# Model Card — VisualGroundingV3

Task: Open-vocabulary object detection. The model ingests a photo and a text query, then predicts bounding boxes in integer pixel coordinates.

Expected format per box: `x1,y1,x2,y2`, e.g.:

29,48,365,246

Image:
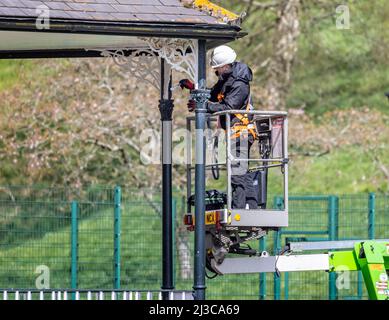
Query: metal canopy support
94,37,206,300
192,39,210,300
159,58,174,299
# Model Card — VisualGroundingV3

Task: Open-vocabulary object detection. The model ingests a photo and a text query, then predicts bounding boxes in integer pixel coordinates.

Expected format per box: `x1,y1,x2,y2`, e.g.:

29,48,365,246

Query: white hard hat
210,45,237,68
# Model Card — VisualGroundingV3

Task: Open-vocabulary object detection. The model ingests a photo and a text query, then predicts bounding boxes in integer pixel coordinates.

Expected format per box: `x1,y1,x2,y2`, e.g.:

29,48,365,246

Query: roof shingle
0,0,225,24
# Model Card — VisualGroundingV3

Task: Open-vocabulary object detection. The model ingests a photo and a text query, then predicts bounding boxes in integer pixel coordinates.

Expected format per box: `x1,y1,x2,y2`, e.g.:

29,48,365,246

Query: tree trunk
265,0,301,110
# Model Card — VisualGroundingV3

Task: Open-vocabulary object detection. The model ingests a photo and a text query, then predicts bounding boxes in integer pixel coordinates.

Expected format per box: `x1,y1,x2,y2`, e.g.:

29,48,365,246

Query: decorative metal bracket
191,88,211,113
93,38,198,95
98,48,161,91
159,99,175,121
142,37,198,85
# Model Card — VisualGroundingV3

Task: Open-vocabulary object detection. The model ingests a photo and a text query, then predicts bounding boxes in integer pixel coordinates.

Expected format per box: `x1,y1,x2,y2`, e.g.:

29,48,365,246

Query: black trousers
230,135,259,209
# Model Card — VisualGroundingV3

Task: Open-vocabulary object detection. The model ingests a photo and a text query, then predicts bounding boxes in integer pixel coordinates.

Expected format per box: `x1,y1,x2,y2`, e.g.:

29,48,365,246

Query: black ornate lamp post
159,58,175,299
192,40,210,300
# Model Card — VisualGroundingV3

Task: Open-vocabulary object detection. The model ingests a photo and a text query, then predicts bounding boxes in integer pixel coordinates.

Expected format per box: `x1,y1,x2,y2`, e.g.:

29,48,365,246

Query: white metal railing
1,289,194,301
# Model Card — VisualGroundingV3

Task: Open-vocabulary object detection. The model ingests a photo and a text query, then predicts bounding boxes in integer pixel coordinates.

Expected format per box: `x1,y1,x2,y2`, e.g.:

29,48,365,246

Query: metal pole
368,192,375,239
362,192,376,299
283,117,289,212
273,229,281,300
335,196,339,239
71,201,78,300
186,117,192,214
226,113,232,210
193,39,209,300
259,237,266,300
159,58,175,298
273,196,283,300
114,186,121,289
328,195,338,300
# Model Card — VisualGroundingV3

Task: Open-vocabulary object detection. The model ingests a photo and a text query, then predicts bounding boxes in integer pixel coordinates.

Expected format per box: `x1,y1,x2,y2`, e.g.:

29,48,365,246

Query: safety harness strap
216,93,256,139
231,94,256,139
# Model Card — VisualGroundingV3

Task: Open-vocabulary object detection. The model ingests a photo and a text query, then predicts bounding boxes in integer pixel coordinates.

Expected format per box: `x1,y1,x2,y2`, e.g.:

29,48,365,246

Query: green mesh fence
376,194,389,239
270,196,331,300
0,186,116,289
0,186,388,300
336,195,370,300
0,187,71,289
121,201,162,289
77,201,116,289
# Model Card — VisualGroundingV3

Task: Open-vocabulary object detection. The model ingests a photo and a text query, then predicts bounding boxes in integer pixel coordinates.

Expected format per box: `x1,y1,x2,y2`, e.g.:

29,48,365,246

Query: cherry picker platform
185,110,288,271
184,109,388,300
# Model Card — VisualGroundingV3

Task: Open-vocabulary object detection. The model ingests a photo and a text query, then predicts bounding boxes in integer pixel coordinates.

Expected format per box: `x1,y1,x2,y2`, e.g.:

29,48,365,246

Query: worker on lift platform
180,45,259,210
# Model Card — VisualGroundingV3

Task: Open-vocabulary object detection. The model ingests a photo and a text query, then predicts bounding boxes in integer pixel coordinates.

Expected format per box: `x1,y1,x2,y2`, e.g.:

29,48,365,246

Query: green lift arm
211,240,389,300
329,241,389,300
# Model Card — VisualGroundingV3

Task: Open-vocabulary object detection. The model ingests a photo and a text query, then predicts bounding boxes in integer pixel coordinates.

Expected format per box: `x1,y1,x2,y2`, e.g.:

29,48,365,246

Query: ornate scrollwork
93,37,198,92
98,48,161,91
142,38,198,84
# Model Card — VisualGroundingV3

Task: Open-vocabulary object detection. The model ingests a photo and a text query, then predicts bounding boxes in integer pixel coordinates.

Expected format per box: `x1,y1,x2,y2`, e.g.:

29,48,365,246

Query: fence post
259,237,266,300
71,201,78,300
368,193,375,239
357,192,376,299
114,186,121,289
273,230,282,300
273,196,283,300
328,195,339,300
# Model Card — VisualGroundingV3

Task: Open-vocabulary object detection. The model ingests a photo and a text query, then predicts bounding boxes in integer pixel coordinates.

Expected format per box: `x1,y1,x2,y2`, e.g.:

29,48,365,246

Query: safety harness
217,93,257,140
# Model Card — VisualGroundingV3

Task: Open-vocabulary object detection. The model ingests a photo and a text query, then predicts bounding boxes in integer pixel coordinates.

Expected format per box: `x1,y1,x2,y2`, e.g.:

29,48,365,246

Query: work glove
187,99,196,112
179,79,195,91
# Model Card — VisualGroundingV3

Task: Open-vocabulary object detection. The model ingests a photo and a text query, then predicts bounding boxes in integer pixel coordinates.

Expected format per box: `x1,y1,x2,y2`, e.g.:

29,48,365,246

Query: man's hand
187,99,196,112
179,79,195,91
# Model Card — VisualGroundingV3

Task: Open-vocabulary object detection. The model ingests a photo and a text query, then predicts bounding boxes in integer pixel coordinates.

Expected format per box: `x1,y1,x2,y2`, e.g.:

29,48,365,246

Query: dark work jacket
207,61,253,129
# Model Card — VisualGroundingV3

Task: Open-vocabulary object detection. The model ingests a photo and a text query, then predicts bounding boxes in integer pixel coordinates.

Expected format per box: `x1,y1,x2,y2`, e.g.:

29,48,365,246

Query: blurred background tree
0,0,388,193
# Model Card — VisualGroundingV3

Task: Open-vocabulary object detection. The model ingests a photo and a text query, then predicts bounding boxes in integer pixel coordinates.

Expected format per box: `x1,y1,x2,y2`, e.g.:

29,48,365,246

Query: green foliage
289,146,389,194
0,60,33,91
218,0,389,115
290,16,389,115
1,1,389,195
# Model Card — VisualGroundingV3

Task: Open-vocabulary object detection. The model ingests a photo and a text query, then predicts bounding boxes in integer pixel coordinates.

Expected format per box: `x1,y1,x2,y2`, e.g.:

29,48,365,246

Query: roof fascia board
0,17,246,40
0,48,127,59
0,17,247,59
